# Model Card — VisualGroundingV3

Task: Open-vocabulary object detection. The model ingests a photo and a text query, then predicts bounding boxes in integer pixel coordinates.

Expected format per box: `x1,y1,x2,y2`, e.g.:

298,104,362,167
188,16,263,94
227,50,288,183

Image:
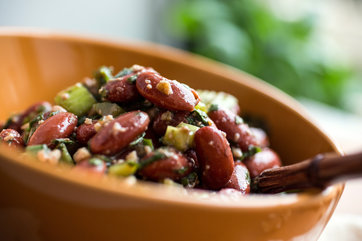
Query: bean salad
0,65,282,194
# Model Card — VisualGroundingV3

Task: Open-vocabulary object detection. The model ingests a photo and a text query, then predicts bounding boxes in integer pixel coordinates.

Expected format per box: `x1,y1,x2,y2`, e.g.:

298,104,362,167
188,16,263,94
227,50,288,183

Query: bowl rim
0,27,344,210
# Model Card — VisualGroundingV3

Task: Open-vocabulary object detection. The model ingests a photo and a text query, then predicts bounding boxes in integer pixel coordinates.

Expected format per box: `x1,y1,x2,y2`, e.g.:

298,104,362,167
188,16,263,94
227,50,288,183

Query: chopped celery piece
197,90,239,112
54,83,96,116
94,66,113,85
58,143,74,165
163,123,199,151
108,162,138,177
89,102,124,117
176,122,200,132
25,144,49,155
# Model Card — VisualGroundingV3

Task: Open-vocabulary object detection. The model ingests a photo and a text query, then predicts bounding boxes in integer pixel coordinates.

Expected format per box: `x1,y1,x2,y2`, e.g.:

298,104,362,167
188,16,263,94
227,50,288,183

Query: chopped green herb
51,138,74,146
127,74,138,84
115,68,132,78
142,138,154,150
209,104,219,112
129,132,146,147
181,172,199,188
174,166,188,175
240,146,262,160
139,152,166,169
186,109,210,127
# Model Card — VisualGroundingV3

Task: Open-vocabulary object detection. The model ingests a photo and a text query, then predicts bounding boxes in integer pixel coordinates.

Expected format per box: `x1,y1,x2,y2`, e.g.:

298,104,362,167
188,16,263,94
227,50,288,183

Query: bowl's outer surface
0,29,343,241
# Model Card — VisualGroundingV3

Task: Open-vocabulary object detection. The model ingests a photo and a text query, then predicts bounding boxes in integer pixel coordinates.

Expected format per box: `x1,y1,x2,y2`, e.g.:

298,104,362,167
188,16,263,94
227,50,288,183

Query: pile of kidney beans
0,65,281,195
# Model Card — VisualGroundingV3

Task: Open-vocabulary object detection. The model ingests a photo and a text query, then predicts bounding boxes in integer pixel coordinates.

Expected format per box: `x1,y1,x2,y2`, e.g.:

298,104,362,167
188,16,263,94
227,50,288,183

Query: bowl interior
0,29,345,241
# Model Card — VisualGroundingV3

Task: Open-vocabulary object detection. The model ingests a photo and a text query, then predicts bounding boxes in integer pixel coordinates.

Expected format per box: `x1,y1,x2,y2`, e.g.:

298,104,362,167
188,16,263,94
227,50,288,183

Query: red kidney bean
224,162,250,194
250,127,269,148
28,112,77,146
89,111,150,155
194,126,234,190
243,148,281,178
101,74,140,102
136,71,200,111
138,148,192,181
208,109,259,151
7,101,52,133
219,188,243,196
0,129,24,148
76,120,97,145
152,110,189,136
73,158,107,175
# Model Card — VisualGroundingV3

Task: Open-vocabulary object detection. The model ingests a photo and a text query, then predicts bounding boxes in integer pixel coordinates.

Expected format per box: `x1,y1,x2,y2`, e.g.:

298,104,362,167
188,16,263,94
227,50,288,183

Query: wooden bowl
0,28,343,241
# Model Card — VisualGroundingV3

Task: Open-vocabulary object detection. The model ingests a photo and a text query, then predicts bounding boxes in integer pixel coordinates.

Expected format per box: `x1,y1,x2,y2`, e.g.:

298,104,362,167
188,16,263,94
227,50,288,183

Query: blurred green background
165,0,359,110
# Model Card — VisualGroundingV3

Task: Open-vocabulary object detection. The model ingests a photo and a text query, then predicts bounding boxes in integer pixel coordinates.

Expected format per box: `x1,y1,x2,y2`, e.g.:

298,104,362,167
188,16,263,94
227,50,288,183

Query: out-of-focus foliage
166,0,355,108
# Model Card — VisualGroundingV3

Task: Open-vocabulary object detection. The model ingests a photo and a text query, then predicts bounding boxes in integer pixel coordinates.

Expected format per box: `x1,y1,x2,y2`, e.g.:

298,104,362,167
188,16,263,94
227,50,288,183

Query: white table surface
300,99,362,241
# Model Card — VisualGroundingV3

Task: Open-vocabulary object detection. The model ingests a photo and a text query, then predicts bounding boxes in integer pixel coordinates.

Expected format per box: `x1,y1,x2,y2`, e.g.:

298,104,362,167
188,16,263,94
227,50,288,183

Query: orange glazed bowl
0,28,343,241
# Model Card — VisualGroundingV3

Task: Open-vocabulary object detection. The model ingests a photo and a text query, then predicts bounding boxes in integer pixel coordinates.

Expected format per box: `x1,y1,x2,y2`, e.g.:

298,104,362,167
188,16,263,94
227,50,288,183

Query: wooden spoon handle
252,151,362,194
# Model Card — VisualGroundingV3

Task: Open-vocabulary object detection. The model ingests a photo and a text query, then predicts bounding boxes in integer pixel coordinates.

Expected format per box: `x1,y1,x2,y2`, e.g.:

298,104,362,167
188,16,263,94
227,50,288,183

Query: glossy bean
101,74,140,102
224,162,250,194
194,126,234,190
7,101,52,132
89,111,150,155
76,120,97,145
136,71,199,111
28,112,77,146
250,127,269,148
138,148,192,181
243,148,281,178
208,109,259,151
0,129,24,148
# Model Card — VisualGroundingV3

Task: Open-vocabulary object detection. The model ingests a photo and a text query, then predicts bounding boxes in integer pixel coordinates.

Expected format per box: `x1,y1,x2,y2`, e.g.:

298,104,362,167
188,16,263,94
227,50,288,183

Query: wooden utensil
252,152,362,193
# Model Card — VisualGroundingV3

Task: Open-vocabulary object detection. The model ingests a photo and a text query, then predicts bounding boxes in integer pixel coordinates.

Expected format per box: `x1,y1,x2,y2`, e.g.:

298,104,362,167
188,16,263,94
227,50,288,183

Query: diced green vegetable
108,162,138,177
25,144,49,155
57,143,74,165
94,66,113,85
54,83,96,116
163,123,199,151
197,90,239,113
89,102,124,117
195,102,208,113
